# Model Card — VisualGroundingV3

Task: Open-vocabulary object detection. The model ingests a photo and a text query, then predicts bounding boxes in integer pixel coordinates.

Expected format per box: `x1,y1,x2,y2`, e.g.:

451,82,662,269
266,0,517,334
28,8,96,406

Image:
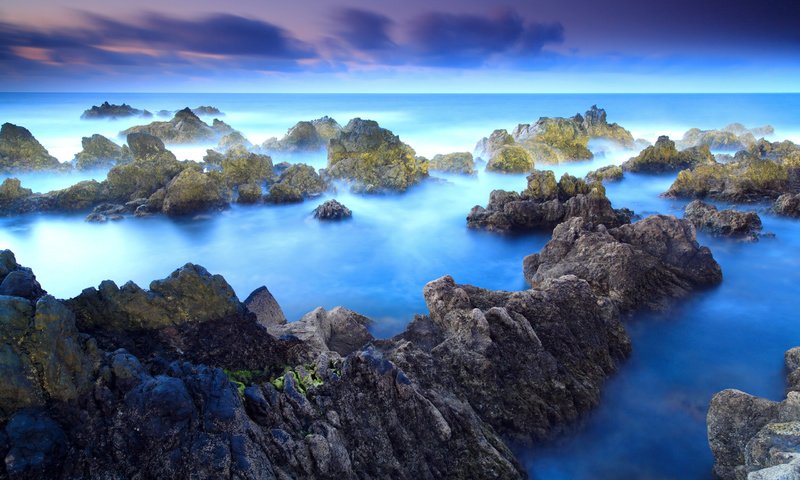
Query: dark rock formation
313,199,352,220
586,165,624,183
81,102,151,119
262,117,341,152
268,307,373,357
708,347,800,479
0,123,61,173
467,171,632,232
428,152,475,175
683,200,762,239
244,286,287,327
327,118,428,192
73,134,132,170
120,108,232,144
622,135,715,173
773,193,800,217
523,215,722,312
264,183,304,204
265,163,327,203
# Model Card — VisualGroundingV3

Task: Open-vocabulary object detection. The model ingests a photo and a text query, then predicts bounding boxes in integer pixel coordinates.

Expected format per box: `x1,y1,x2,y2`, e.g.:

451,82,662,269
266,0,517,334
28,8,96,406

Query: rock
666,158,794,202
0,178,33,210
586,165,624,183
217,132,252,151
523,215,722,312
683,200,762,239
774,193,800,218
514,116,592,164
52,180,105,211
475,129,515,160
327,118,427,192
235,183,262,204
313,199,352,220
264,183,304,204
120,108,233,144
262,117,342,152
243,286,287,327
578,105,635,147
0,270,45,300
191,106,223,116
266,163,327,202
467,171,631,232
73,134,133,170
429,152,475,174
622,135,715,173
486,145,534,173
81,102,150,119
268,306,373,357
311,116,342,141
106,133,187,202
4,410,67,478
215,145,273,187
161,168,229,216
677,124,773,151
0,123,61,173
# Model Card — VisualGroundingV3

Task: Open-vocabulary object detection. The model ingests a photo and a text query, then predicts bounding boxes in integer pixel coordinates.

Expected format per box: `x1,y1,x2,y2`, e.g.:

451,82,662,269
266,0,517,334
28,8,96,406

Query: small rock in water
313,199,352,220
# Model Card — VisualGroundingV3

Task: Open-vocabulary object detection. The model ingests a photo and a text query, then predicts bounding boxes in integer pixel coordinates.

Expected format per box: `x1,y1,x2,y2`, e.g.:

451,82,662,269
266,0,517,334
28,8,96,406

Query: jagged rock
0,178,33,210
622,135,715,173
106,133,187,202
121,108,232,144
467,171,631,232
429,152,475,175
262,117,342,152
578,105,635,147
586,165,624,182
236,183,263,204
265,183,304,204
244,286,287,327
683,200,762,239
666,158,794,202
161,168,229,216
269,307,373,357
217,131,252,151
486,145,534,173
313,200,352,220
0,123,61,173
774,193,800,218
327,118,427,192
311,116,342,141
81,102,150,119
475,129,514,160
214,145,273,187
677,124,773,151
191,106,223,116
265,163,327,203
523,215,722,312
73,134,133,170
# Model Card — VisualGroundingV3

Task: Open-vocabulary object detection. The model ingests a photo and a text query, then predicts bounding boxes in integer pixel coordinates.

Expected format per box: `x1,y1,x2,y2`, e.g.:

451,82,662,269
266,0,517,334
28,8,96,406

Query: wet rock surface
313,199,352,220
0,123,61,173
262,117,342,152
683,200,763,239
121,108,233,144
622,135,715,173
73,134,132,170
428,152,475,174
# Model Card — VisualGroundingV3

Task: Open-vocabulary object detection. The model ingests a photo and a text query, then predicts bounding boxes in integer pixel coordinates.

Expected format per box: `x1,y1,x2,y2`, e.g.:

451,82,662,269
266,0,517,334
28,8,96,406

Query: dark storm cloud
333,8,395,51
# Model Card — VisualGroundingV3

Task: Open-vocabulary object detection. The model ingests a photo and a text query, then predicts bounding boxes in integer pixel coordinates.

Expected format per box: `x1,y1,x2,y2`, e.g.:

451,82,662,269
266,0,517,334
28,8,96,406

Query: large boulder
428,152,475,175
666,158,794,202
73,134,133,170
523,215,723,312
81,102,150,119
216,145,273,187
475,129,514,160
586,165,624,183
622,135,715,173
467,171,632,232
162,168,229,216
677,123,773,151
0,123,61,173
0,178,33,211
262,117,342,152
578,105,635,147
326,118,428,192
268,306,374,357
683,200,762,239
120,108,232,144
105,133,187,202
265,164,327,203
486,145,534,173
243,286,287,327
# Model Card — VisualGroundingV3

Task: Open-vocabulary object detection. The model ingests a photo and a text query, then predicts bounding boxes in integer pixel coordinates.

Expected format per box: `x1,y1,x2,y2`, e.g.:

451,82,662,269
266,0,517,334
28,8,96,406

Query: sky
1,0,799,92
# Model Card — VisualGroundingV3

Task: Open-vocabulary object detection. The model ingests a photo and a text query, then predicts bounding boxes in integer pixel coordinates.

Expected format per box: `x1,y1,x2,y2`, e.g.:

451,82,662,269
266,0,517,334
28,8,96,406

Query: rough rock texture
73,134,133,170
121,108,232,144
773,193,800,218
262,117,342,152
666,157,796,202
311,116,343,141
215,145,273,187
265,164,327,203
0,123,61,173
244,286,287,327
264,182,304,204
161,168,229,216
579,105,635,147
428,152,475,175
269,307,374,357
81,102,150,119
192,106,223,116
313,199,352,220
622,135,715,173
475,129,515,161
0,178,32,211
677,123,774,151
467,171,632,232
486,145,534,173
586,165,624,183
217,131,252,151
523,215,723,312
106,133,187,202
327,118,428,192
708,348,800,479
236,183,263,204
683,200,762,239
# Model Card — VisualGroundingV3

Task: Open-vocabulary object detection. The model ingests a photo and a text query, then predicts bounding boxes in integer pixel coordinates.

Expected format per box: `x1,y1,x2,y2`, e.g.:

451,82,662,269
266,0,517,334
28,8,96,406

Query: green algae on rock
622,135,715,173
428,152,475,175
0,123,62,173
120,108,234,144
73,134,133,170
486,144,534,173
161,168,230,216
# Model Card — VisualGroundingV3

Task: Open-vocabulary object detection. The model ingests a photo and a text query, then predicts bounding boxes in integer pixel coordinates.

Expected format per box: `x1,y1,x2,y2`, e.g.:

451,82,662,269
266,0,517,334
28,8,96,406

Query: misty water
2,93,800,478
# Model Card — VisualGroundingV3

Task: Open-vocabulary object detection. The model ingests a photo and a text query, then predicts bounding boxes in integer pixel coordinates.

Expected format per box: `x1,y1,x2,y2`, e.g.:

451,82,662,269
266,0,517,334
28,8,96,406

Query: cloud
332,8,395,51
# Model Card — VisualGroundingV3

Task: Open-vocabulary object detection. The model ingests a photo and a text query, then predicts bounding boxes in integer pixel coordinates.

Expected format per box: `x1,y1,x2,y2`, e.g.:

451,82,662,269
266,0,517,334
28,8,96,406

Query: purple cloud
333,8,395,51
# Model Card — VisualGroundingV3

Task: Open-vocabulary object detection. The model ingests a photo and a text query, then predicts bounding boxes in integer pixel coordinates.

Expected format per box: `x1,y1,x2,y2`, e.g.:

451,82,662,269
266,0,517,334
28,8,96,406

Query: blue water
2,93,800,478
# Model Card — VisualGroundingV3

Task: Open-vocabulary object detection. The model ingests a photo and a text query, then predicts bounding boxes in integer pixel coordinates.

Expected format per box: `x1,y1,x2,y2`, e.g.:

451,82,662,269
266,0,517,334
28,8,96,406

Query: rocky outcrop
523,215,722,312
486,145,534,173
708,347,800,479
262,117,342,152
578,105,635,147
161,168,230,216
0,123,61,173
235,183,263,204
586,165,624,183
666,157,796,202
467,171,632,232
677,123,774,151
191,106,223,116
265,163,327,203
105,133,188,202
120,108,233,144
313,199,352,220
622,135,715,173
475,129,515,161
244,286,287,327
428,152,475,174
217,131,252,151
269,307,373,357
208,145,274,187
683,200,762,239
326,118,428,193
774,193,800,217
73,134,132,170
81,102,151,119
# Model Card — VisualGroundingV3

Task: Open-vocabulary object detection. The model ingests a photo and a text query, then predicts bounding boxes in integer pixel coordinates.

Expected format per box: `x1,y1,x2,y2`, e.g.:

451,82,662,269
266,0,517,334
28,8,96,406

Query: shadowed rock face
81,101,151,119
523,215,722,312
0,123,61,173
683,200,762,239
73,134,133,170
708,347,800,479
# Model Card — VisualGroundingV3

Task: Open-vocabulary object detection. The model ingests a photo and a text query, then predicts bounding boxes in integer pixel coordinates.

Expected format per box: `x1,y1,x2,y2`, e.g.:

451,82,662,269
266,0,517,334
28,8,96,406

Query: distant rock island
81,102,152,120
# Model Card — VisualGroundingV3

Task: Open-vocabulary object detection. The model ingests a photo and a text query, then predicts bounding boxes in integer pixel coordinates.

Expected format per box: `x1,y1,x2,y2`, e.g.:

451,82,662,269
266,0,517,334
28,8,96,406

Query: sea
2,92,800,479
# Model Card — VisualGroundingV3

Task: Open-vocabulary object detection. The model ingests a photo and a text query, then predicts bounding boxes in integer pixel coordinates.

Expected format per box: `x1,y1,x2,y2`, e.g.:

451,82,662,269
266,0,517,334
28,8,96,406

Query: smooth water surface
1,93,799,478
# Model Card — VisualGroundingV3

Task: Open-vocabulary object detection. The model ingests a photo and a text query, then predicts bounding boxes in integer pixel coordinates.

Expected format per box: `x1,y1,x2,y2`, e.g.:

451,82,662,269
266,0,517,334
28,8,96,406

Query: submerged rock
428,152,475,175
0,123,61,173
327,118,428,192
81,101,151,119
313,199,352,220
120,108,232,144
708,348,800,479
622,135,715,173
683,200,762,239
523,215,722,312
467,171,632,232
73,134,132,170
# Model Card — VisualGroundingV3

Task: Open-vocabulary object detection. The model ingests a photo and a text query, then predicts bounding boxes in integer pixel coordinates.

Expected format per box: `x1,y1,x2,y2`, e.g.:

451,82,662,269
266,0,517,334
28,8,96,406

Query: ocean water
2,93,800,478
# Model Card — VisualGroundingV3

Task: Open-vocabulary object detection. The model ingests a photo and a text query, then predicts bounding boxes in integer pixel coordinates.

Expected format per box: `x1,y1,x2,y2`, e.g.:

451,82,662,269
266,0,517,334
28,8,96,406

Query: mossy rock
486,145,534,173
236,183,263,204
265,183,304,204
578,105,635,147
52,180,106,211
106,134,187,201
0,178,32,206
557,173,592,200
429,152,475,175
586,165,624,183
475,129,515,160
217,132,252,151
0,123,61,173
523,170,558,200
162,169,230,216
120,108,229,144
74,134,132,170
623,136,715,173
516,117,592,162
311,116,342,141
275,164,326,196
219,146,273,187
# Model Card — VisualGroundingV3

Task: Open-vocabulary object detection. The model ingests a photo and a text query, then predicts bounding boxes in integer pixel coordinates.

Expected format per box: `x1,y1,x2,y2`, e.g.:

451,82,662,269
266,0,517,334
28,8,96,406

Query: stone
0,123,61,173
268,306,374,357
684,200,763,239
586,165,624,183
161,168,230,216
121,108,233,144
243,286,287,327
73,134,133,170
428,152,475,174
81,102,150,119
486,145,534,173
622,135,715,173
313,199,352,220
